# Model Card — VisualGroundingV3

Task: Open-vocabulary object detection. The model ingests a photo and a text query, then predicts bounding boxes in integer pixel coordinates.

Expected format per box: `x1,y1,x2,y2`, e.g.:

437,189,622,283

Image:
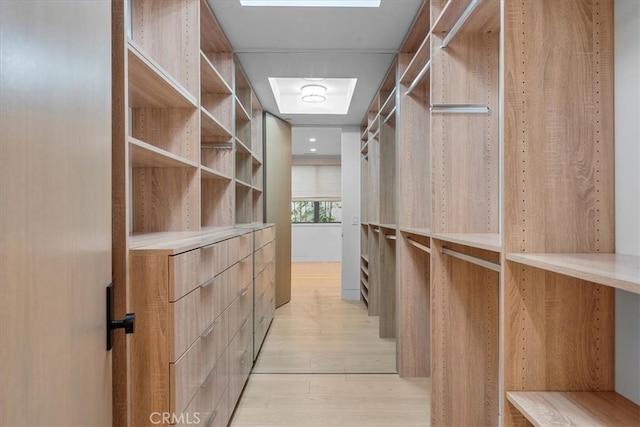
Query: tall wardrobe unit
112,1,276,426
360,0,640,426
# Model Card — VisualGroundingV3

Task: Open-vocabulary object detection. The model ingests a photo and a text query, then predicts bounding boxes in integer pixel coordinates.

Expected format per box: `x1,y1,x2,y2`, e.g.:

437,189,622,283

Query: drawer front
170,338,202,415
237,254,253,294
171,287,200,361
255,226,275,250
169,249,200,301
200,309,229,379
199,243,217,286
238,232,253,260
214,387,229,427
199,264,236,336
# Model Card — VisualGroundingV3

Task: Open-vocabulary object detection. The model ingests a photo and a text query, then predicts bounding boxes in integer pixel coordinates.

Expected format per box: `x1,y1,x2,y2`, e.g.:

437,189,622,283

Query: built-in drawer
200,309,229,378
171,287,200,361
255,242,275,276
169,249,200,301
237,254,253,294
238,232,252,260
255,226,275,250
215,387,229,427
170,338,202,416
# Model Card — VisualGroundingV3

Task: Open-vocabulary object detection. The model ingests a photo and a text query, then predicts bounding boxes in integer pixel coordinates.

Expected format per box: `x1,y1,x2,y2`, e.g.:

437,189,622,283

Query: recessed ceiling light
304,77,325,81
301,85,327,103
240,0,381,7
310,148,317,152
309,138,317,142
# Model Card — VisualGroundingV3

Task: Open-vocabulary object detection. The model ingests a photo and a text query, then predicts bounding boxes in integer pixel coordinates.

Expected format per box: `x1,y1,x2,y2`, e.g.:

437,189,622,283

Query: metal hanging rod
441,247,500,272
382,106,397,125
202,143,233,150
430,104,490,114
441,0,482,49
407,237,431,254
385,234,397,241
370,129,380,140
406,59,431,96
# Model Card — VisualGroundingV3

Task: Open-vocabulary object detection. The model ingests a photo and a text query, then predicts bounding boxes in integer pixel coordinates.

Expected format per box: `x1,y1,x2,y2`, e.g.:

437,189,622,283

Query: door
264,113,293,307
0,1,113,425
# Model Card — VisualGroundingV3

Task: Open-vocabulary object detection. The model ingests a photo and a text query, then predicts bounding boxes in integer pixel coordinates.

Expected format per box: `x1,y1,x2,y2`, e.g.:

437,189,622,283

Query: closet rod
370,129,380,140
202,144,233,150
407,237,431,254
440,0,482,49
441,247,500,272
406,59,431,95
385,234,397,241
380,87,397,113
430,104,489,114
382,106,397,125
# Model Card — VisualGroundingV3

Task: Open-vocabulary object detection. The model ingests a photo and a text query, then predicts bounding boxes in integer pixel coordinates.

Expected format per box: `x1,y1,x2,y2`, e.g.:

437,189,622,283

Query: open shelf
361,265,369,276
431,0,498,38
235,179,251,189
235,137,251,155
431,232,501,252
129,137,198,169
379,223,397,231
201,165,232,181
235,97,251,123
506,253,640,294
200,51,232,95
201,107,232,139
400,227,432,237
361,277,369,290
506,391,640,427
400,33,431,85
361,254,369,263
127,41,197,109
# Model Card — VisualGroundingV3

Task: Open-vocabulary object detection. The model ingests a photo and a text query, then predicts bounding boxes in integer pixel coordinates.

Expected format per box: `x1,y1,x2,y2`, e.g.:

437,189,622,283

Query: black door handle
106,283,135,350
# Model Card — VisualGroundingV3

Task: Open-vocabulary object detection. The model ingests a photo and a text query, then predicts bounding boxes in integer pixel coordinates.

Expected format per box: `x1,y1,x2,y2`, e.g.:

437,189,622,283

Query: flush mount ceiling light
240,0,381,7
309,138,317,142
310,148,317,152
268,77,357,115
301,85,327,103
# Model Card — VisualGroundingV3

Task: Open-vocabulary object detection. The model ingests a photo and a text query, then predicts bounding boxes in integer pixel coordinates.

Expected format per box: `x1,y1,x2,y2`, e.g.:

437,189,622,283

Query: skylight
240,0,381,7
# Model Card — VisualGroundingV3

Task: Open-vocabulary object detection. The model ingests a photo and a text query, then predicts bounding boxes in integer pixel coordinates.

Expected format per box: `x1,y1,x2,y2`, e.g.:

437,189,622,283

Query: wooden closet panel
132,108,199,163
503,0,614,254
132,167,200,233
431,32,499,234
431,241,499,427
131,0,200,97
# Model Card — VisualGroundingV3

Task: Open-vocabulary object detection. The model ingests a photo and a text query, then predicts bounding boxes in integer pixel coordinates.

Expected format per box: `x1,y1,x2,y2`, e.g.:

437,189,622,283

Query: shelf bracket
441,247,500,272
385,234,397,241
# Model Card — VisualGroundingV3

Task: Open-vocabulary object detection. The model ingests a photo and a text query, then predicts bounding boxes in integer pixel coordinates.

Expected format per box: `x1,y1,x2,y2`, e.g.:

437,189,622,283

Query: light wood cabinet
253,226,277,360
360,0,639,425
112,1,273,425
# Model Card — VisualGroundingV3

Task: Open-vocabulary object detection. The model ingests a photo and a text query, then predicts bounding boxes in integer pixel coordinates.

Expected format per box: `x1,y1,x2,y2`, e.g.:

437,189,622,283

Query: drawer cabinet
253,225,276,360
130,229,257,427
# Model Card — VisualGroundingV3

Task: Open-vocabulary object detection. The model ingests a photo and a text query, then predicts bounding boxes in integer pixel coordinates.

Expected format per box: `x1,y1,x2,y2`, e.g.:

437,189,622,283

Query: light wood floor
230,262,430,426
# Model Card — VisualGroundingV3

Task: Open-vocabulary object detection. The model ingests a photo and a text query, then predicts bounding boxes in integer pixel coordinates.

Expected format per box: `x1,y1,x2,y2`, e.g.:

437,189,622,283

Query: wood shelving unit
506,391,640,427
359,1,638,425
113,1,271,425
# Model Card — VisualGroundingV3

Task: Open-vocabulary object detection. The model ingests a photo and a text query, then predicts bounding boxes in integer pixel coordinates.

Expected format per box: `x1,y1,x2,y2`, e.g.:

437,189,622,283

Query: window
291,201,342,223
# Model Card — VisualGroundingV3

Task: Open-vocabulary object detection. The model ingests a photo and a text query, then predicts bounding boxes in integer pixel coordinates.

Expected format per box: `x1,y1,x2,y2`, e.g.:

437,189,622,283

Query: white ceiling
207,0,423,127
291,127,343,157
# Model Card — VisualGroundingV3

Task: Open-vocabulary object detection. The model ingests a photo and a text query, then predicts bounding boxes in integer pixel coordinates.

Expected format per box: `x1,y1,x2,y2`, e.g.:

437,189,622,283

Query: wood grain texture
130,255,170,427
431,31,499,234
503,0,615,255
171,287,201,361
201,51,232,95
169,249,201,301
132,167,200,234
0,1,113,424
379,231,397,338
400,0,430,53
170,338,202,415
112,1,130,424
506,253,640,294
431,240,499,427
128,42,197,109
130,136,199,168
132,0,199,98
201,105,233,140
200,0,231,53
379,108,397,225
398,60,430,230
506,391,639,427
431,0,472,33
397,233,430,377
265,114,292,307
133,107,200,162
202,145,233,176
201,179,234,231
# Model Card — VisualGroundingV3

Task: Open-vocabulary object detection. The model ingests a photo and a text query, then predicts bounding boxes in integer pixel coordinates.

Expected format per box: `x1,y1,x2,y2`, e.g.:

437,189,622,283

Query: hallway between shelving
230,262,430,426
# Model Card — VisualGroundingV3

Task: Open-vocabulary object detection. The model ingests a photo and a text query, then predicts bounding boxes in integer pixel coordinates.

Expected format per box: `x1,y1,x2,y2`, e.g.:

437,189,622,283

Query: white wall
341,128,361,300
292,224,342,262
615,0,640,405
